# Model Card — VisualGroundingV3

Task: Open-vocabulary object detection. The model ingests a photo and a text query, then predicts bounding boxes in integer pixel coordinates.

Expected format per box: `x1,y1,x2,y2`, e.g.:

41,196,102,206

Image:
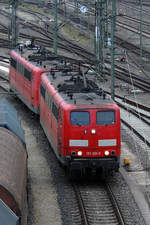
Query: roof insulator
69,93,73,100
103,92,106,99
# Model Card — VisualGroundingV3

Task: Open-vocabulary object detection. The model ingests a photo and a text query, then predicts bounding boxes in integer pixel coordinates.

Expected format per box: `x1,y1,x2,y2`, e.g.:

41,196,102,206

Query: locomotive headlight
77,151,82,156
91,129,96,134
104,150,109,156
111,150,116,156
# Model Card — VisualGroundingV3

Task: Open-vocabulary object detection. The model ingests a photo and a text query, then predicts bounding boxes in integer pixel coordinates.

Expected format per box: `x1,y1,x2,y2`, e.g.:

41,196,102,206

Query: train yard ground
0,1,150,225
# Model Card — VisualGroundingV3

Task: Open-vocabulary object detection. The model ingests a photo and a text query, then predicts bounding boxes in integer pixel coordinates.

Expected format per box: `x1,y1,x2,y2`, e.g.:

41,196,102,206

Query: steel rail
106,182,125,225
121,119,150,148
117,101,150,125
72,182,89,225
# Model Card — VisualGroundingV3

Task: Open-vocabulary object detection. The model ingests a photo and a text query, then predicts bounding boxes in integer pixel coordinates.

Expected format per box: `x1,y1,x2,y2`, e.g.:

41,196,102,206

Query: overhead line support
9,0,18,48
53,0,58,54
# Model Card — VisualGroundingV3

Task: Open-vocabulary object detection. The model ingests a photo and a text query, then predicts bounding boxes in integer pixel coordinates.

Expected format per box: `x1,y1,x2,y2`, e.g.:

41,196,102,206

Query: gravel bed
109,172,146,225
121,124,150,172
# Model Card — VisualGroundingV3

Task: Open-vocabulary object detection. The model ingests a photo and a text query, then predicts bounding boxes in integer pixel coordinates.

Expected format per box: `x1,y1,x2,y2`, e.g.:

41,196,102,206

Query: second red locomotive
9,43,121,177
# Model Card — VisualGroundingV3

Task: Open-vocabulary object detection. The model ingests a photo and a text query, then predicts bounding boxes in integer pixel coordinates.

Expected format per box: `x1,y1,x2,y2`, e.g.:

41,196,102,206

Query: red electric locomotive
9,43,58,113
9,43,121,177
39,66,121,177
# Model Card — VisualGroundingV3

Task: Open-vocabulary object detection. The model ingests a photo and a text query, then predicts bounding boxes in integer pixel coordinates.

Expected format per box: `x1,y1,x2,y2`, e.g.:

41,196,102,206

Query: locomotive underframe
70,156,119,169
64,155,120,177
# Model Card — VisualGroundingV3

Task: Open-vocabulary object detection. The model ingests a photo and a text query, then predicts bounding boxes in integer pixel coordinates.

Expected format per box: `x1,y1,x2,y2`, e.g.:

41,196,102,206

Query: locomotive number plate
86,152,101,156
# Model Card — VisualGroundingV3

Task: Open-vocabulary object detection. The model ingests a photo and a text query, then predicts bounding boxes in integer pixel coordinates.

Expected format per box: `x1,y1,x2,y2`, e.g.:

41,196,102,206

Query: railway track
105,65,150,93
1,4,150,65
73,181,125,225
0,55,9,64
0,8,97,63
104,86,150,150
117,99,150,145
119,1,150,12
0,59,9,93
0,75,9,93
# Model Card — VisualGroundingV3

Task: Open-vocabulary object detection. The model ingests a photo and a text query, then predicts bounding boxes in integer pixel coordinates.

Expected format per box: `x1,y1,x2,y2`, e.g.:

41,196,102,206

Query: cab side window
40,84,46,99
52,102,59,121
24,68,32,81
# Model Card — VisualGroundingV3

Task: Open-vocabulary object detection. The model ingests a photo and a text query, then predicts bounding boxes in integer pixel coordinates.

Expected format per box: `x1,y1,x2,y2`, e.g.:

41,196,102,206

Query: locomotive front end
63,104,121,177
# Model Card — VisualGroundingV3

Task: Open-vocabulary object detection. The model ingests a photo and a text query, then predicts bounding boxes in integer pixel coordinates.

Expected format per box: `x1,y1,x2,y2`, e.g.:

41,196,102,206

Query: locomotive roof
12,43,115,106
44,70,114,106
12,42,79,69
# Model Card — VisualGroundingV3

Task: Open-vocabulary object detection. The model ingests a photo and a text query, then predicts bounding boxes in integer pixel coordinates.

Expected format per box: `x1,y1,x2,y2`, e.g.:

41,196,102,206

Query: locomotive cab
61,104,121,177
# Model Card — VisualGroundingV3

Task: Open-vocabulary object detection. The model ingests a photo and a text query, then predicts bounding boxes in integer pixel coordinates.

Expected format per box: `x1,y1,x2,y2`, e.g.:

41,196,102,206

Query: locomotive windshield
70,110,115,125
71,111,90,125
96,111,115,125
